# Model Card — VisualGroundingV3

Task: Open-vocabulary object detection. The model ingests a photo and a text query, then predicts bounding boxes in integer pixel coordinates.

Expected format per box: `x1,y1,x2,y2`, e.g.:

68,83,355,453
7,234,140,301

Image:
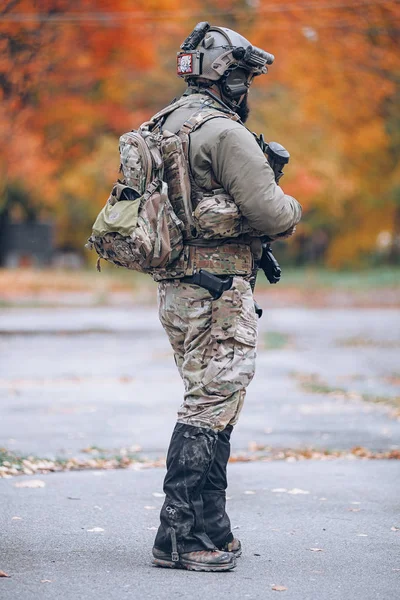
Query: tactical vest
152,101,254,281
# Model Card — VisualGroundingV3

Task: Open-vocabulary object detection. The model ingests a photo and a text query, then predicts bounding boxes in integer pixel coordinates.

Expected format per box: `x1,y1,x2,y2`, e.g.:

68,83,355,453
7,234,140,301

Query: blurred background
0,0,399,300
1,7,400,591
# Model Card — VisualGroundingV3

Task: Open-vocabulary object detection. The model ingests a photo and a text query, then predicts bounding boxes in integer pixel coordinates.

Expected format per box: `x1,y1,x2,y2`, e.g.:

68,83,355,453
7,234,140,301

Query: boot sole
152,557,236,572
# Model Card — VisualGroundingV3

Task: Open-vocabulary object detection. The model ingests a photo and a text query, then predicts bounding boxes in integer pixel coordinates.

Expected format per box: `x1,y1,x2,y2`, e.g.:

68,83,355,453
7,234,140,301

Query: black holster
181,269,233,300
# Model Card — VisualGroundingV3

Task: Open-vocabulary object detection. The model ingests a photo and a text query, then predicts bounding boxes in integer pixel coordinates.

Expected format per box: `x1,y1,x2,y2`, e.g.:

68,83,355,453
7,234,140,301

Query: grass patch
256,267,400,290
0,447,159,478
2,445,399,479
301,381,347,396
0,267,157,306
264,331,291,350
337,336,400,349
292,373,400,418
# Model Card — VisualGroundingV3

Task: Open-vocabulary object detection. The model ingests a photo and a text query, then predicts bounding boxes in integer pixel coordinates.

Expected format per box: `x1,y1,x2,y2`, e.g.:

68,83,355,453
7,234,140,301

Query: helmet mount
177,22,274,84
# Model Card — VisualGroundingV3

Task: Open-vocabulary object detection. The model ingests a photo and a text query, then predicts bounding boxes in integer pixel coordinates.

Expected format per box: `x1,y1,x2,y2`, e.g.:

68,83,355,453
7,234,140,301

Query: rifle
251,137,290,318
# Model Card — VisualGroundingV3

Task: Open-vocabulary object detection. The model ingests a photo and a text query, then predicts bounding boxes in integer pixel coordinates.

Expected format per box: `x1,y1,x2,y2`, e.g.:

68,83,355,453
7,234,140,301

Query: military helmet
177,22,274,84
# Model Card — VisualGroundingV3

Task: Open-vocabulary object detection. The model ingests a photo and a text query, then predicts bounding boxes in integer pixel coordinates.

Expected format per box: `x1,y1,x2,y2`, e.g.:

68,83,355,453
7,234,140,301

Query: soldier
152,23,302,572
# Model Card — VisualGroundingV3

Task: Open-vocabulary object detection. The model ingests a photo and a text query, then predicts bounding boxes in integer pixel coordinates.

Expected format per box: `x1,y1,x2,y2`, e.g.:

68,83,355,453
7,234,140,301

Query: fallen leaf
248,441,260,452
272,585,287,592
0,571,10,577
288,488,310,495
391,527,400,532
14,479,45,489
128,444,142,452
12,516,22,520
87,527,104,533
309,548,324,552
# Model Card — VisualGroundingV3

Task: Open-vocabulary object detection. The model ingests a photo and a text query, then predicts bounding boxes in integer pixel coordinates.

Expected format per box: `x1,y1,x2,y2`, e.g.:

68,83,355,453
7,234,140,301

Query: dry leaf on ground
14,479,45,489
0,571,10,577
272,585,287,591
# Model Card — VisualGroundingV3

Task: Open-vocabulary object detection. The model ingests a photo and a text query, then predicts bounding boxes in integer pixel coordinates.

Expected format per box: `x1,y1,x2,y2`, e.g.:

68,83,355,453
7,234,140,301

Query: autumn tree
1,0,399,266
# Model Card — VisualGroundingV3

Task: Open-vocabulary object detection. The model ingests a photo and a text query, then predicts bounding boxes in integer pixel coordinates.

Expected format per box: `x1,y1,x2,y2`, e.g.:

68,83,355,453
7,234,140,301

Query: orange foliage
1,0,400,264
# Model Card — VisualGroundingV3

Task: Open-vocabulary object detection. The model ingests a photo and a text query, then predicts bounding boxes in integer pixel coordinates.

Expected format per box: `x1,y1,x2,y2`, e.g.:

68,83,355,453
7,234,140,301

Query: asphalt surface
1,303,400,599
0,306,399,458
1,461,399,600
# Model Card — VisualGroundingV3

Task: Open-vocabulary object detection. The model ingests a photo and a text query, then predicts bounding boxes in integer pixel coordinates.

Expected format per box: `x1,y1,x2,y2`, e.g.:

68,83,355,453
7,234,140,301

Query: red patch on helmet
177,53,193,75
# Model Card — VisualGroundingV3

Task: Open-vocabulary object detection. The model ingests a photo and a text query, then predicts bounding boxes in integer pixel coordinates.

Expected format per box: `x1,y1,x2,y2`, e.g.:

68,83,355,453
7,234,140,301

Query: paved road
0,304,399,599
1,461,399,600
0,306,399,458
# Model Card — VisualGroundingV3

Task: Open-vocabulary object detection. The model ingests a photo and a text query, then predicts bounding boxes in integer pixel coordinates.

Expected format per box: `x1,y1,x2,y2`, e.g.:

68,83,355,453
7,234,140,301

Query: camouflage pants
157,276,258,432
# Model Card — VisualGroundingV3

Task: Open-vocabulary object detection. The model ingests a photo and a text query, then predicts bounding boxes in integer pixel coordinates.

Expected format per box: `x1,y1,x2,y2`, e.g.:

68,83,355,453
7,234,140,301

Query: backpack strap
180,107,240,136
143,98,193,130
177,107,241,214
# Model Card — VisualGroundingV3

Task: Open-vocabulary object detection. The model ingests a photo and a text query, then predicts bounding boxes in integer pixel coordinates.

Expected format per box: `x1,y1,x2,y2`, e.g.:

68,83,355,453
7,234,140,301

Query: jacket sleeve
199,121,302,236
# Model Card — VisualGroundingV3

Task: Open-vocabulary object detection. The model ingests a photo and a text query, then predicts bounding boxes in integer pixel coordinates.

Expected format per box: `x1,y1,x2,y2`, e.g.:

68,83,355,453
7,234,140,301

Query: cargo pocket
202,278,257,396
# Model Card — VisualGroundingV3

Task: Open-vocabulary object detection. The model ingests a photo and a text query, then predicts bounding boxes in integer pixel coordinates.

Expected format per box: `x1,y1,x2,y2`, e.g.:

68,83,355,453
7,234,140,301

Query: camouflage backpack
87,99,241,277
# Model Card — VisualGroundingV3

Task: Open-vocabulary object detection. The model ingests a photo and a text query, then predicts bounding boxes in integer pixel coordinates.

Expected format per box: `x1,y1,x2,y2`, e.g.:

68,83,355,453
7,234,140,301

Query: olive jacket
162,93,302,237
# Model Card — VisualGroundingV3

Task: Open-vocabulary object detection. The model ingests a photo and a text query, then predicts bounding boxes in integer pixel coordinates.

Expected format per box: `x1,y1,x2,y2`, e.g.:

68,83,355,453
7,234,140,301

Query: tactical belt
179,238,253,299
183,242,253,278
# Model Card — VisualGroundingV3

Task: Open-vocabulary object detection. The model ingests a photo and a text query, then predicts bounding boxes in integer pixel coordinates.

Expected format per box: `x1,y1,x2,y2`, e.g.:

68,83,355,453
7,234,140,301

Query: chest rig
152,98,254,281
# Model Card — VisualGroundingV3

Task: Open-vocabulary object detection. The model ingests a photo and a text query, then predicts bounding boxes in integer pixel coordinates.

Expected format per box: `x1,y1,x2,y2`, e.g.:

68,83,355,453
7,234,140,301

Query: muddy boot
153,423,236,572
202,425,242,556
